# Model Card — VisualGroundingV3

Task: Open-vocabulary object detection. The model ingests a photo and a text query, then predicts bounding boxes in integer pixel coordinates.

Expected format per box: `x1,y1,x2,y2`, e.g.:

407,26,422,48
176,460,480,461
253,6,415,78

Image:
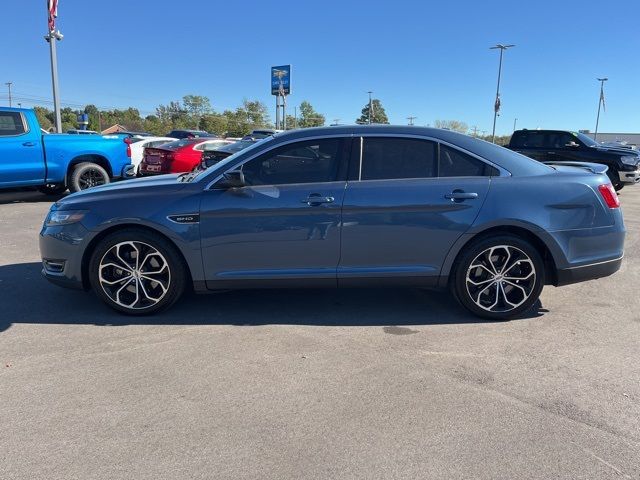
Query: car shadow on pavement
0,189,66,205
0,262,545,333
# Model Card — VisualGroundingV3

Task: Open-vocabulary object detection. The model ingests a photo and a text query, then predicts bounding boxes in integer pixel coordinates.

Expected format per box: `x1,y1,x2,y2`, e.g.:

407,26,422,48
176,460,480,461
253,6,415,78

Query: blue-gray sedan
40,126,625,319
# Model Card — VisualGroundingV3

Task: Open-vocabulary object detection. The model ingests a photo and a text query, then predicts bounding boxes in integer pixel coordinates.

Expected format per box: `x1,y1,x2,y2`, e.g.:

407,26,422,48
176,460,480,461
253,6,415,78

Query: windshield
575,132,599,147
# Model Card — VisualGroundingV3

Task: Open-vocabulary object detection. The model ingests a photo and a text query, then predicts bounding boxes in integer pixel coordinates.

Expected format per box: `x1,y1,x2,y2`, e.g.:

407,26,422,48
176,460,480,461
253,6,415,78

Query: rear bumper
556,256,623,286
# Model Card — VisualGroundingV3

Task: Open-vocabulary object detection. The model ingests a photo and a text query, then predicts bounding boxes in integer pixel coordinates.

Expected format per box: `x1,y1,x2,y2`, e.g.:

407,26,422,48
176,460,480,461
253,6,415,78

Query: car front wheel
88,229,187,315
451,235,545,320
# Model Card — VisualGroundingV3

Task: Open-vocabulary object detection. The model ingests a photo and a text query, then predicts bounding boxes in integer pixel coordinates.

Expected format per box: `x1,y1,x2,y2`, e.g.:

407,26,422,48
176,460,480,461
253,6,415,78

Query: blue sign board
271,65,291,96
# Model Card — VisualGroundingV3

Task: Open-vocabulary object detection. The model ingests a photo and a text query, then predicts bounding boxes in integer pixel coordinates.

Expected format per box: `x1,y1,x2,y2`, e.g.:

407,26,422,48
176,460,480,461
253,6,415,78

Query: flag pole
45,1,63,133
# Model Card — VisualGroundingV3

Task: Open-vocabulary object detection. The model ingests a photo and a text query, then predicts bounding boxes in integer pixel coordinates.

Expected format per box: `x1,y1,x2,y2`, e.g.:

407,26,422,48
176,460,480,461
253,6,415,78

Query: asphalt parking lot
0,187,638,480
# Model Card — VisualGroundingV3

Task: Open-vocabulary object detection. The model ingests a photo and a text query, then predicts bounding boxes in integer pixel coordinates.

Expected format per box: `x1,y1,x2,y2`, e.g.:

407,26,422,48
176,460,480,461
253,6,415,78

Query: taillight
124,137,132,158
598,184,620,208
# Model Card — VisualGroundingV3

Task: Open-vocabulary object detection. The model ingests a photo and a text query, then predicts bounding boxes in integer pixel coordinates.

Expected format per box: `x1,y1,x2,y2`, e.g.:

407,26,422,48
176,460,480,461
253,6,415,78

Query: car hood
592,145,640,157
56,175,186,208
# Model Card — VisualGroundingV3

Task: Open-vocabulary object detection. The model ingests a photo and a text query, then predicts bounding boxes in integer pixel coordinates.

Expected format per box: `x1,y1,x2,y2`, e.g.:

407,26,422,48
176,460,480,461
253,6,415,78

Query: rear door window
0,112,26,136
360,137,437,180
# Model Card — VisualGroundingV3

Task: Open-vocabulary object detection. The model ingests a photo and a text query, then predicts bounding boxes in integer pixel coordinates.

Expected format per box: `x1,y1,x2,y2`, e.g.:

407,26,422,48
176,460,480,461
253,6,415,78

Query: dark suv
165,129,215,139
508,129,640,190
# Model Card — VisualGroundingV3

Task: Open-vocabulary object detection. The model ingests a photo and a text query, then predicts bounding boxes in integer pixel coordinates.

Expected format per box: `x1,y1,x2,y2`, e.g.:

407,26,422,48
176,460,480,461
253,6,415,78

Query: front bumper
39,223,91,290
619,168,640,184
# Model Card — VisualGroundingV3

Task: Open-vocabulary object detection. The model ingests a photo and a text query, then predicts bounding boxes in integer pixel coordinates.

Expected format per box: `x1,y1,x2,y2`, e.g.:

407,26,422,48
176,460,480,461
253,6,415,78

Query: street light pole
407,116,416,126
594,77,608,142
367,91,373,124
513,117,517,132
490,44,515,143
4,82,13,107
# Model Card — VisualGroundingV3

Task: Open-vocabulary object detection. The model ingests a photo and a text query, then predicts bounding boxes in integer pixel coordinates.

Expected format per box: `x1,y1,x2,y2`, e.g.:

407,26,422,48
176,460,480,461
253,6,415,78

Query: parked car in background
199,138,260,169
165,129,214,139
67,129,99,135
0,107,134,193
508,129,640,190
128,137,175,171
106,131,153,140
139,138,233,175
242,128,282,140
41,125,624,319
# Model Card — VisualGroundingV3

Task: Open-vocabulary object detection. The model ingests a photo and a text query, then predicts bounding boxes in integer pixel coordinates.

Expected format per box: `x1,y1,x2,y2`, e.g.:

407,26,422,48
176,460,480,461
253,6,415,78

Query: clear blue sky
2,0,639,134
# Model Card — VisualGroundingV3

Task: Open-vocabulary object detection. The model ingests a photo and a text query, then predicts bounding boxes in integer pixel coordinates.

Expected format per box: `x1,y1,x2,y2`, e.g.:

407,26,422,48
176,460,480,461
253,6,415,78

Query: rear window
159,139,199,149
0,112,26,136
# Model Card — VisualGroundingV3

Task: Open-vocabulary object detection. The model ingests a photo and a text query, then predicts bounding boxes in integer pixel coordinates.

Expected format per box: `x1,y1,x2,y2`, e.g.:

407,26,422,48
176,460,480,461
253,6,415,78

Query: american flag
47,0,58,32
600,84,606,112
494,93,501,114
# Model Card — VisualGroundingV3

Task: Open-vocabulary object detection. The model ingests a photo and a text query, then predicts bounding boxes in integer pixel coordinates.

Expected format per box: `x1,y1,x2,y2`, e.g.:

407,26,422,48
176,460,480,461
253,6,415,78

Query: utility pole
332,118,340,126
471,125,479,137
4,82,12,107
513,117,518,132
594,77,608,142
407,116,416,126
490,44,515,143
367,91,373,124
294,105,298,129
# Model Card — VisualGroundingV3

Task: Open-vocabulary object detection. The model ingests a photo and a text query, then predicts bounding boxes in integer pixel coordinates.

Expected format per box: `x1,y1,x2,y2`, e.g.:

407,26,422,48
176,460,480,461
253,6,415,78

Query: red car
139,138,233,175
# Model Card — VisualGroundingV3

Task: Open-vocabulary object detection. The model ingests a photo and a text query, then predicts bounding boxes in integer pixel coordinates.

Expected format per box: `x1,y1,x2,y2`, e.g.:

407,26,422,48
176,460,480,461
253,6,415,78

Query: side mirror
565,141,580,148
218,170,246,188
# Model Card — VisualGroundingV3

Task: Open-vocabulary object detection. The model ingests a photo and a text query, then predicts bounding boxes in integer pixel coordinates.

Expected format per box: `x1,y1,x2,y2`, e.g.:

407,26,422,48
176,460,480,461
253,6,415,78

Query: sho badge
167,214,200,224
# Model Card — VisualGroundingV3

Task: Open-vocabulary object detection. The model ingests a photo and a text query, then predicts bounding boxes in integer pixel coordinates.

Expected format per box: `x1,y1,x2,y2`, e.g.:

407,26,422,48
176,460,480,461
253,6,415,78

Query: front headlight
620,155,640,167
45,210,87,227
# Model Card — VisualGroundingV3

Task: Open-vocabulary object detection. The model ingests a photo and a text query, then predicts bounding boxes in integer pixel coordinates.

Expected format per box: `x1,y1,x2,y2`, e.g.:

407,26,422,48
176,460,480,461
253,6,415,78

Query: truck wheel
607,171,624,191
38,183,67,195
451,235,545,320
69,162,109,192
88,229,187,315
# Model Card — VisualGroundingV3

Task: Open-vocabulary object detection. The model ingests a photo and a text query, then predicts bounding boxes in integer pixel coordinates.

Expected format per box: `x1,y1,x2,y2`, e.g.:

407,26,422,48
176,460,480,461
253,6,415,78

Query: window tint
439,145,497,177
242,139,342,186
546,132,576,148
361,137,436,180
0,112,26,136
510,131,544,148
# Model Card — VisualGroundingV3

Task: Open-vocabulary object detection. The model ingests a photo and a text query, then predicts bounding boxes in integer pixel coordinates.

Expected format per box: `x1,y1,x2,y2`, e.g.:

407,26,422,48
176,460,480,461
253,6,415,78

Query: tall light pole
4,82,12,107
407,116,416,126
513,117,518,132
594,77,608,142
490,44,515,143
367,91,373,124
45,30,63,132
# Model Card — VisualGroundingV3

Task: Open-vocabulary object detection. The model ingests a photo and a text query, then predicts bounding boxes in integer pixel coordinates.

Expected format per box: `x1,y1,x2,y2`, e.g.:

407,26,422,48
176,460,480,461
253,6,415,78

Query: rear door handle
302,194,335,206
445,191,478,201
547,151,556,155
22,142,36,147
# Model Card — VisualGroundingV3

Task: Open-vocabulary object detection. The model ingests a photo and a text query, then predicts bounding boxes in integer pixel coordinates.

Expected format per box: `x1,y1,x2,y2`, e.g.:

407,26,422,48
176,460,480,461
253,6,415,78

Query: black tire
38,183,67,195
450,234,545,320
69,162,110,192
88,228,187,315
607,171,624,192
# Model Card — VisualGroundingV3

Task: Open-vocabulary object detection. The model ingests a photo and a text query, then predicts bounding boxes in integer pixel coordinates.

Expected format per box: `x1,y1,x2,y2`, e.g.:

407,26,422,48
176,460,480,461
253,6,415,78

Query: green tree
33,106,53,131
297,100,325,128
356,99,389,124
434,119,468,134
199,113,228,136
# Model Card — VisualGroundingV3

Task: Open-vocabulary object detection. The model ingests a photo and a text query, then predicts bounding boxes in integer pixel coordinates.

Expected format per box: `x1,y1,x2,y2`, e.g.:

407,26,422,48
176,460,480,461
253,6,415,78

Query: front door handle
547,151,556,155
445,190,478,202
302,194,335,206
22,142,36,147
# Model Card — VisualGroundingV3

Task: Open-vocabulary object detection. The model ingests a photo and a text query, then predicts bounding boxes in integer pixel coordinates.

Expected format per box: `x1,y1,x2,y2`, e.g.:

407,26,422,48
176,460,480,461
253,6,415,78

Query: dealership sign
271,65,291,96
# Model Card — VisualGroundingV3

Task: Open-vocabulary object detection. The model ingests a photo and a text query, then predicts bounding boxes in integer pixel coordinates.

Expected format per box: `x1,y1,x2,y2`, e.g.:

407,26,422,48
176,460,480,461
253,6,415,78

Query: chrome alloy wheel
465,245,536,313
98,241,171,310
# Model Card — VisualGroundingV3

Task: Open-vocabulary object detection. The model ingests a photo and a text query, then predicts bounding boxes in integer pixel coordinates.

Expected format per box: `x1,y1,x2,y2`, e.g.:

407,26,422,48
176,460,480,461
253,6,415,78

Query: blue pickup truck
0,107,134,194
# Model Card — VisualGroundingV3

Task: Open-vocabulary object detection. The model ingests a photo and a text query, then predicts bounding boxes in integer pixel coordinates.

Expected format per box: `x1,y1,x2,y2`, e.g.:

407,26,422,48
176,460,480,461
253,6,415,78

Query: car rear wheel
451,235,545,320
88,229,187,315
69,162,110,192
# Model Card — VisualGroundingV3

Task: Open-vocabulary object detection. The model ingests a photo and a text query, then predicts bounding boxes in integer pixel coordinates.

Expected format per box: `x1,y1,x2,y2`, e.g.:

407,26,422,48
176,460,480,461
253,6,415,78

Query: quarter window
361,137,437,180
439,145,498,177
0,112,26,136
241,138,343,186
